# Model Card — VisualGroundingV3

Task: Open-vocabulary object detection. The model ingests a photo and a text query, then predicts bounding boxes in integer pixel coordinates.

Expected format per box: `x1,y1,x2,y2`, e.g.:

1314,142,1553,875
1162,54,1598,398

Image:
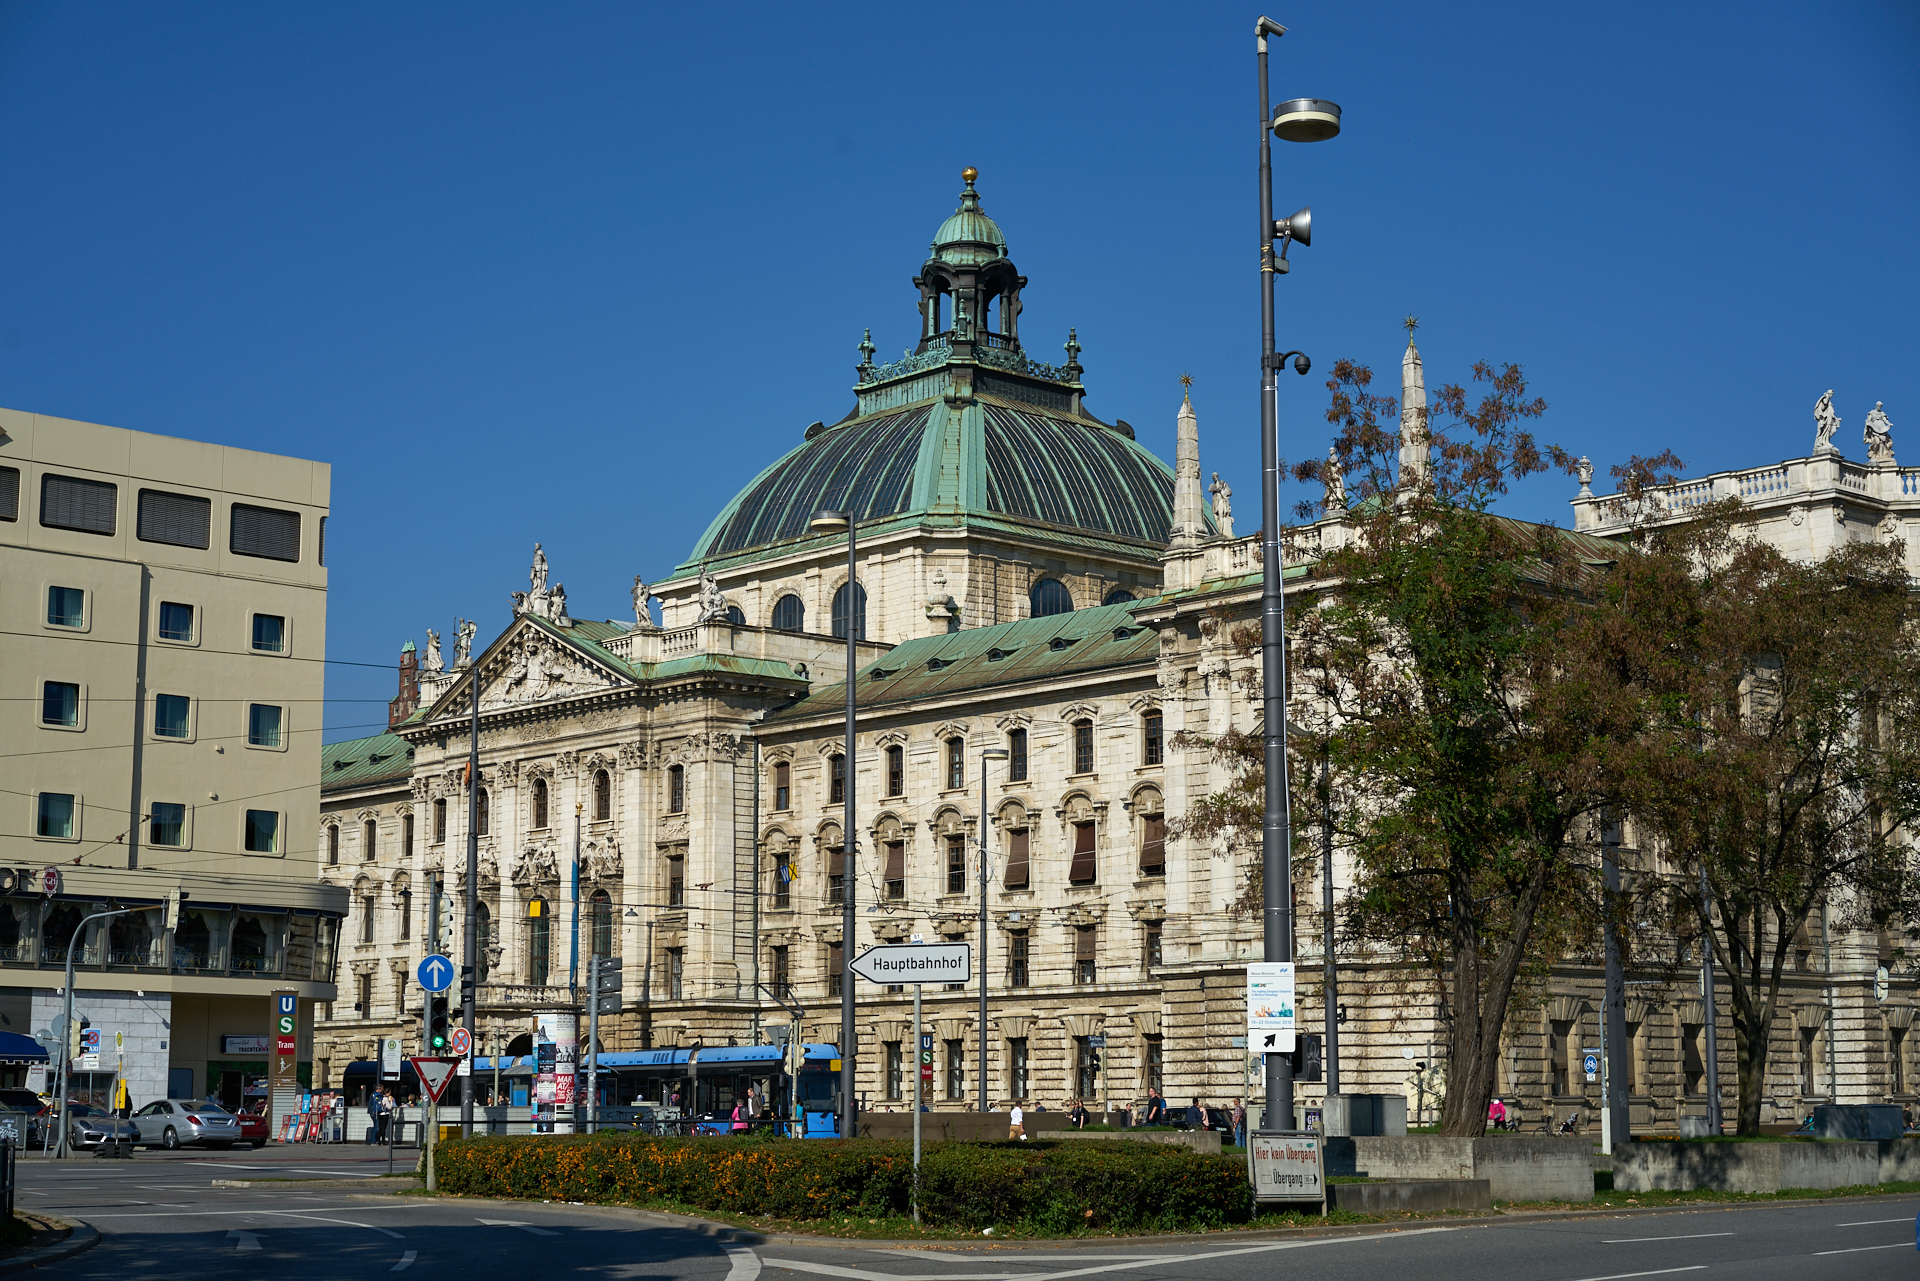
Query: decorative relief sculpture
453,619,476,668
1864,401,1895,464
422,629,444,674
513,846,559,888
618,741,647,770
1879,514,1903,544
1208,472,1235,539
481,634,614,711
1814,390,1841,454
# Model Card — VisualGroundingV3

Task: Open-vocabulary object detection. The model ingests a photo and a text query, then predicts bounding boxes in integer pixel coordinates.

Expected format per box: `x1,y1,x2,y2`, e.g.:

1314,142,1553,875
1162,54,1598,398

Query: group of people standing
364,1088,401,1144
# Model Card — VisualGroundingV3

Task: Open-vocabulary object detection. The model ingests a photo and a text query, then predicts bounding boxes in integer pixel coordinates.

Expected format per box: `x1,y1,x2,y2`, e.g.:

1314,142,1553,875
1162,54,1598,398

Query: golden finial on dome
961,166,978,186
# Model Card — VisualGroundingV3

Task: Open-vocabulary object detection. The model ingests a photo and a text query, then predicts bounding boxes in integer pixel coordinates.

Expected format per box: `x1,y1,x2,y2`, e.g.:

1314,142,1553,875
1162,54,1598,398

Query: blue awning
0,1032,50,1065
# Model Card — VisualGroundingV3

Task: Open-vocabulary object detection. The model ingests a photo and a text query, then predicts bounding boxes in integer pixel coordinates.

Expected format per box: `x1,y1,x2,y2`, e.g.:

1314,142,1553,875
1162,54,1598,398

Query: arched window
398,887,413,940
1142,710,1163,766
590,889,613,958
724,605,746,625
1103,587,1136,606
667,765,685,814
946,737,966,789
362,819,377,861
885,745,904,797
832,582,867,640
593,769,612,821
527,897,549,986
532,777,549,829
771,594,805,632
327,825,340,866
1030,578,1074,617
1073,719,1094,774
828,754,845,804
768,835,792,909
476,789,490,837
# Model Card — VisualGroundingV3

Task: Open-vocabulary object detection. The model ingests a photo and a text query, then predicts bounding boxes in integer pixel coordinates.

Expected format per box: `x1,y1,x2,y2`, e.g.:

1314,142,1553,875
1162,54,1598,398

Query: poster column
535,1009,576,1135
270,992,299,1141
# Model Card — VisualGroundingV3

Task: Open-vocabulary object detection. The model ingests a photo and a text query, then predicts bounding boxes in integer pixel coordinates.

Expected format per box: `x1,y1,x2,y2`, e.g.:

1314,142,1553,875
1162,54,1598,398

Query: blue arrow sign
417,954,454,992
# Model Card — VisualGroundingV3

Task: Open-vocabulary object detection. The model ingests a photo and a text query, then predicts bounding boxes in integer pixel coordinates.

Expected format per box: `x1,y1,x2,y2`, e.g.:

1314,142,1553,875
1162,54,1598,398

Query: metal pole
1321,749,1339,1097
752,741,762,1047
570,806,581,997
587,955,599,1136
912,982,922,1225
1602,835,1627,1153
839,521,858,1140
1256,14,1296,1133
461,658,480,1136
56,909,131,1158
1699,862,1723,1132
979,749,990,1115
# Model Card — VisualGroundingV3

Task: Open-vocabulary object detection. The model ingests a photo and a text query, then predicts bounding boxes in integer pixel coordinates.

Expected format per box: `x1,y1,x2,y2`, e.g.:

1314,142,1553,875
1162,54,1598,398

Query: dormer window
987,648,1014,662
1049,636,1078,652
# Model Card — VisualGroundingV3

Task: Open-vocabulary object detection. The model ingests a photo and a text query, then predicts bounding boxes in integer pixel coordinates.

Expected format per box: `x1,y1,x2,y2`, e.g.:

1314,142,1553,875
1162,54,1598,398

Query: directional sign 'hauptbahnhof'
847,943,972,986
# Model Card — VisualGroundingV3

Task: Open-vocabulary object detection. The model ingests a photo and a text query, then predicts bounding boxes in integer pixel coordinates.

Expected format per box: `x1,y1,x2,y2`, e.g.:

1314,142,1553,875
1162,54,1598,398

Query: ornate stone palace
316,173,1915,1128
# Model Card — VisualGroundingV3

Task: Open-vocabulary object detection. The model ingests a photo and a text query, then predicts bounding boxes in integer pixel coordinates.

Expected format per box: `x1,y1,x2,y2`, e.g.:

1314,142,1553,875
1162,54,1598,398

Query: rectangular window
1074,925,1096,984
363,819,377,861
0,465,16,521
137,489,211,548
230,503,301,561
828,845,845,905
1139,814,1166,876
153,693,191,739
1551,1019,1575,1095
1144,924,1162,970
886,746,904,797
827,942,843,999
247,703,283,747
158,601,195,642
402,814,414,859
1075,1037,1097,1098
40,473,117,535
771,945,790,999
41,681,79,727
945,1039,964,1100
46,586,85,628
946,738,965,789
149,801,186,847
245,809,280,853
770,851,791,908
434,799,447,843
666,948,684,1000
1009,728,1028,782
37,792,76,839
1009,1038,1030,1100
252,614,286,653
885,1043,903,1100
1145,1036,1163,1092
1069,821,1097,884
884,841,905,900
1009,932,1029,987
328,825,340,866
399,889,412,941
356,973,372,1014
1073,720,1094,774
1143,711,1163,766
359,894,376,943
668,765,685,813
774,761,791,810
946,834,966,895
667,855,686,908
319,515,328,565
829,755,845,805
1006,828,1030,889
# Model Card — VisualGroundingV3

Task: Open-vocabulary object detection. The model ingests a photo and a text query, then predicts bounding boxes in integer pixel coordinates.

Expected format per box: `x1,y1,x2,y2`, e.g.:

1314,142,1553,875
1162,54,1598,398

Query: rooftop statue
696,568,731,623
1864,401,1895,464
1575,455,1595,498
422,628,444,674
530,542,549,594
1209,472,1235,539
631,576,656,629
1813,389,1841,454
453,618,476,668
1326,447,1348,511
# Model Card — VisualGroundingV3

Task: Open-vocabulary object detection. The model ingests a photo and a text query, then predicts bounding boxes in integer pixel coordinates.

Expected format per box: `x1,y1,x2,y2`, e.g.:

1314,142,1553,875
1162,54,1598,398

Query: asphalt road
14,1145,1920,1281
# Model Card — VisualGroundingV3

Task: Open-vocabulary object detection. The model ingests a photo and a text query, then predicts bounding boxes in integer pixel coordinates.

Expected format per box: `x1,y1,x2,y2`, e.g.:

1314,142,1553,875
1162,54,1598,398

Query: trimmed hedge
436,1133,1253,1232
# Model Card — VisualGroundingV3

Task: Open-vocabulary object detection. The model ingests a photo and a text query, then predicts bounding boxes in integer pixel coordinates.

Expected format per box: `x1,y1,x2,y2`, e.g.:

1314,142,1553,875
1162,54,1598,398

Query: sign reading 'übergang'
847,943,972,985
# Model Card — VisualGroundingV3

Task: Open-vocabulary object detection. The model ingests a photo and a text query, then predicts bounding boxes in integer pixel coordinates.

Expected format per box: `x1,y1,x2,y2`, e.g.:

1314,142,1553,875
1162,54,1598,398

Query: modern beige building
0,407,346,1122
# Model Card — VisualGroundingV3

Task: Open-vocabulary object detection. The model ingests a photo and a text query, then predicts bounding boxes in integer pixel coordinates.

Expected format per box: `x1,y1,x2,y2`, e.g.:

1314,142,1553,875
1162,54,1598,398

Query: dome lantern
912,168,1026,362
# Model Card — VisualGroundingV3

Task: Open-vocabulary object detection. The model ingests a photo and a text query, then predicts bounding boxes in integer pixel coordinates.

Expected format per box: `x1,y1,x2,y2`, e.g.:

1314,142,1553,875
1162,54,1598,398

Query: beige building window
402,814,414,858
1142,711,1163,766
1069,821,1097,884
773,761,791,810
1009,1038,1030,1099
946,738,965,789
827,842,845,905
885,1043,903,1099
158,601,195,643
1074,925,1096,984
251,613,286,653
399,888,412,941
137,489,210,548
41,473,117,536
532,778,550,829
149,802,186,848
37,792,77,840
829,755,845,805
153,693,190,740
1073,719,1094,774
770,944,790,999
1143,924,1162,969
41,681,80,728
826,942,842,998
434,799,447,843
594,769,613,821
666,853,685,907
363,819,377,861
359,893,376,943
1008,932,1029,987
230,502,301,562
945,1040,964,1099
667,765,685,814
247,704,284,749
1008,728,1028,781
1139,812,1166,877
327,825,340,866
886,746,904,797
476,789,489,836
768,839,792,908
884,841,905,899
244,809,280,853
1005,826,1030,888
946,835,966,894
45,585,86,629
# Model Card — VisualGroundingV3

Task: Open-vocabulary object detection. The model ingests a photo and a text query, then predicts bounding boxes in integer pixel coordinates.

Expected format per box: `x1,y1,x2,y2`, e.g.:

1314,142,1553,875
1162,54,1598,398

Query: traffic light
459,965,476,1008
1087,1046,1102,1075
437,891,455,950
1291,1033,1324,1083
428,993,449,1051
592,955,622,1016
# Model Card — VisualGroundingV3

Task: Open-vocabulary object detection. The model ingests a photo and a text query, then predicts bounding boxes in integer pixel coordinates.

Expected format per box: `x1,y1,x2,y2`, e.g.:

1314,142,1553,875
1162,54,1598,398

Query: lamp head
809,509,851,533
1274,207,1312,247
980,748,1010,761
1293,353,1311,376
1272,98,1341,143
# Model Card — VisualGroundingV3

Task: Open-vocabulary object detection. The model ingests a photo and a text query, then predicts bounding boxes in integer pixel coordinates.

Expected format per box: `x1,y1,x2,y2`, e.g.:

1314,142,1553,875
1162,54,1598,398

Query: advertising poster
535,1009,577,1133
1246,961,1296,1053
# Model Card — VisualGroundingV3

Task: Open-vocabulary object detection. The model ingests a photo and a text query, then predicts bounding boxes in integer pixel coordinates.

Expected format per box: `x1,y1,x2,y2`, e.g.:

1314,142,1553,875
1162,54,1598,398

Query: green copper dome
931,168,1007,266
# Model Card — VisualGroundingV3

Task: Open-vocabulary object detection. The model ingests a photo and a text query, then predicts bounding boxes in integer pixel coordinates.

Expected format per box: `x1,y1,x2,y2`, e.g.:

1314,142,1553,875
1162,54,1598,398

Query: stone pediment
428,618,630,721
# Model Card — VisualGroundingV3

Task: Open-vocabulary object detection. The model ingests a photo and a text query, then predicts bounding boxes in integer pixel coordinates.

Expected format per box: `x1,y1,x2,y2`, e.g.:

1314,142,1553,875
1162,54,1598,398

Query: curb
214,1178,418,1190
358,1187,1920,1251
0,1219,100,1275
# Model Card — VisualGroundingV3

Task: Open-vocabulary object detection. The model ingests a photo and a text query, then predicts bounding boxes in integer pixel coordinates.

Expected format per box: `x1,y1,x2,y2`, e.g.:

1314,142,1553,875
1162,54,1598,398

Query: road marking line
1602,1234,1734,1244
258,1211,404,1238
768,1226,1460,1281
228,1229,263,1251
1836,1218,1914,1226
726,1246,761,1281
1811,1243,1910,1255
477,1218,562,1236
68,1204,413,1219
392,1250,419,1272
1564,1270,1707,1281
290,1168,377,1177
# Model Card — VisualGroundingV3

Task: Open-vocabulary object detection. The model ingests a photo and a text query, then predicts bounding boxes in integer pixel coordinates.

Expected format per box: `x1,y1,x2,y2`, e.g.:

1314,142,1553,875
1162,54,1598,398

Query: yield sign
412,1056,460,1102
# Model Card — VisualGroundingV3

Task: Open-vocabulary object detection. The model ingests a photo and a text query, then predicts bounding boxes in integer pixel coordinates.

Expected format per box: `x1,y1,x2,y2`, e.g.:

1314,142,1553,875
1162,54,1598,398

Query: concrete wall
1325,1135,1593,1202
1614,1140,1883,1193
1327,1179,1492,1214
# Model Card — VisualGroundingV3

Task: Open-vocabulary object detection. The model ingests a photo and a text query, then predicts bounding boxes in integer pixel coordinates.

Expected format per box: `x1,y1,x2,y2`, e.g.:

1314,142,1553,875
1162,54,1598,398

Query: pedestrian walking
1143,1088,1165,1125
1009,1102,1026,1140
364,1089,384,1144
731,1100,749,1135
1068,1098,1089,1129
1232,1098,1246,1148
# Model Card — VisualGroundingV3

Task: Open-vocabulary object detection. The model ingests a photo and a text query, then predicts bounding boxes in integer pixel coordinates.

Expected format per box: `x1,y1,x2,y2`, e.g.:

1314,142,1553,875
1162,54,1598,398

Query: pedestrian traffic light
428,993,449,1051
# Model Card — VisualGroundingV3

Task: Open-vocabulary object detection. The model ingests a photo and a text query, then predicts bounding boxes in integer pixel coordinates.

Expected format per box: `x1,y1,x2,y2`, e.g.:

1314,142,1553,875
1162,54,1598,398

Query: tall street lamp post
977,746,1009,1113
1255,14,1340,1131
810,508,859,1141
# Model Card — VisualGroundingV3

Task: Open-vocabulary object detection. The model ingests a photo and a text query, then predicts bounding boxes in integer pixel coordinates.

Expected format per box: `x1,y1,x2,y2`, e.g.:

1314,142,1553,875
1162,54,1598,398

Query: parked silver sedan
65,1103,138,1152
131,1098,243,1149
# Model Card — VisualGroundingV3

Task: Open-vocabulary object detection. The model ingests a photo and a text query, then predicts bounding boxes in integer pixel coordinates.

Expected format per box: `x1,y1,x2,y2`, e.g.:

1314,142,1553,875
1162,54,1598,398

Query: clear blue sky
2,2,1913,742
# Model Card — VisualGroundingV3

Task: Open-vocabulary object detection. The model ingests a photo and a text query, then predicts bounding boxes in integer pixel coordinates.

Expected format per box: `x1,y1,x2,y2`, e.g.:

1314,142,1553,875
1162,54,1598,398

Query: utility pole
460,659,480,1136
1321,749,1340,1098
1699,862,1723,1133
1601,818,1627,1153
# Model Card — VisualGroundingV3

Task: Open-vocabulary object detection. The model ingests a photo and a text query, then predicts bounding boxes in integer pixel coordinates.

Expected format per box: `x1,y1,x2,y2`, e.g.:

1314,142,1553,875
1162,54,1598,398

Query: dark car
0,1089,51,1147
